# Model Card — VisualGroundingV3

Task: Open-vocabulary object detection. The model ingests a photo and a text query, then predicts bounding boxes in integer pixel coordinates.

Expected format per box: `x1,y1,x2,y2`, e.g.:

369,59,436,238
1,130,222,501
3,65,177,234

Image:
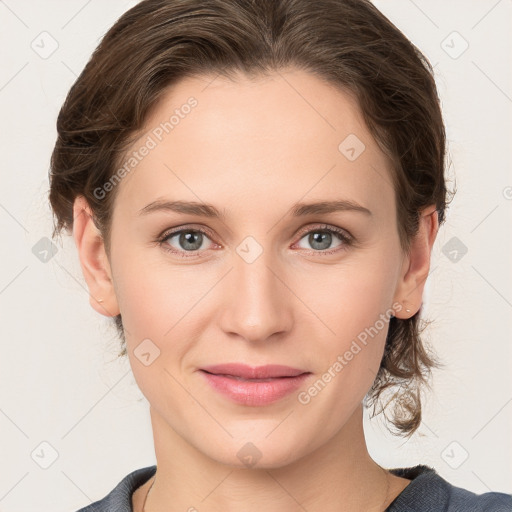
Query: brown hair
49,0,453,437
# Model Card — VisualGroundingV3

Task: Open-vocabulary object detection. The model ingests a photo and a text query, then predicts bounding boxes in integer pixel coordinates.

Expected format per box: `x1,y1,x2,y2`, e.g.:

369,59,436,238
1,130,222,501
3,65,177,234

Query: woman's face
101,69,414,467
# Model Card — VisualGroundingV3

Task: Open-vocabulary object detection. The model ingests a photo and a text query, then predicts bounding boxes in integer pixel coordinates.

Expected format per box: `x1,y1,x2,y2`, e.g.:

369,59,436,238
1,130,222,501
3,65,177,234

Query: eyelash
156,224,354,259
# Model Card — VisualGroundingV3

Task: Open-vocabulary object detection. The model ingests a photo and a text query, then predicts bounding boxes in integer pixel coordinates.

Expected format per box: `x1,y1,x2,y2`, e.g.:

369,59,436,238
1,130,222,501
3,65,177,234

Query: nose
218,248,293,344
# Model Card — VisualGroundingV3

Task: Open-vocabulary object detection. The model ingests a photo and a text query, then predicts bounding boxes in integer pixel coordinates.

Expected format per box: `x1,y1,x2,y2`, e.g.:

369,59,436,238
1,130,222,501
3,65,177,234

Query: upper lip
200,363,309,379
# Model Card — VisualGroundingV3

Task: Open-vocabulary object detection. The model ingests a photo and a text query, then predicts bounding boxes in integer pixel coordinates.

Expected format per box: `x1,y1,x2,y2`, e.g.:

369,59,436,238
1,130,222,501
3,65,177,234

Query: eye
157,223,354,258
293,224,353,255
158,226,216,257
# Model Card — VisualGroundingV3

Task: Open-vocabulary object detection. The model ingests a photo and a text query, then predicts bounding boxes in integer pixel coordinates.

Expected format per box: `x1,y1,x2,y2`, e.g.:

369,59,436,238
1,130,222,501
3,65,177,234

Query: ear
72,195,120,317
392,205,439,319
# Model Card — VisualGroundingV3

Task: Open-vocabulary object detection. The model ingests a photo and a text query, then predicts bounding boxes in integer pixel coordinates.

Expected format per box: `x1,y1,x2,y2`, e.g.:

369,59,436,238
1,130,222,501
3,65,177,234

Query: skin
72,68,439,511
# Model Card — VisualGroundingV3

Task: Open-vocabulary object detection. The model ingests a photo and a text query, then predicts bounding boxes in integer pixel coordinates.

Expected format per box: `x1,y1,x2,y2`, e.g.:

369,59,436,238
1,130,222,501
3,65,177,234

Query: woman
48,0,512,510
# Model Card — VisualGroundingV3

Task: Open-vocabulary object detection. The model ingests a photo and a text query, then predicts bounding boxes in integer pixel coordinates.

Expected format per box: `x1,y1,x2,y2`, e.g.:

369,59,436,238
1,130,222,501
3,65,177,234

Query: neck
141,404,404,512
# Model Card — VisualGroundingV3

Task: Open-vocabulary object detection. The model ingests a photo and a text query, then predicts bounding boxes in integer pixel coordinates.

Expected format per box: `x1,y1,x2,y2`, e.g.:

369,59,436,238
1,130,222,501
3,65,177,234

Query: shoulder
387,464,512,512
72,465,157,512
447,482,512,512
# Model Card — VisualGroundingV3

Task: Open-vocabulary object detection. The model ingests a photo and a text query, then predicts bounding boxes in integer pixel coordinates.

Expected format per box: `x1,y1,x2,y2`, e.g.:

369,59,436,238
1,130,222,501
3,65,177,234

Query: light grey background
0,1,511,510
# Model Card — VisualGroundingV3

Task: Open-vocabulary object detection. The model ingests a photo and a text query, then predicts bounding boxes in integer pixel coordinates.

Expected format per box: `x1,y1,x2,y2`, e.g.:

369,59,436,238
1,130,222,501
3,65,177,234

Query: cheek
111,252,213,365
293,268,394,420
111,258,201,402
111,247,196,336
293,253,398,397
111,267,167,340
298,257,396,340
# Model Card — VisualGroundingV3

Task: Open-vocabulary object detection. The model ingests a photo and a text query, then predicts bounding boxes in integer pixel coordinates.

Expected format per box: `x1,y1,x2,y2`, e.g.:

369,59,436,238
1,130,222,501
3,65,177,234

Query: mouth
199,363,309,379
201,372,295,382
198,363,312,406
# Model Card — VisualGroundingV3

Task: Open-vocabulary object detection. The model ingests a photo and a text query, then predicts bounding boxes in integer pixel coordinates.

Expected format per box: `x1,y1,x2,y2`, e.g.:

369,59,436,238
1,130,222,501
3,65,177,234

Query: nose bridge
220,239,292,341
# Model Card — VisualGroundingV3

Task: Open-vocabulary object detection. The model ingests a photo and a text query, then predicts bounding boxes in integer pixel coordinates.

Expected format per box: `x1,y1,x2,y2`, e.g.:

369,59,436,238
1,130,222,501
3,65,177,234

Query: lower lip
199,370,311,406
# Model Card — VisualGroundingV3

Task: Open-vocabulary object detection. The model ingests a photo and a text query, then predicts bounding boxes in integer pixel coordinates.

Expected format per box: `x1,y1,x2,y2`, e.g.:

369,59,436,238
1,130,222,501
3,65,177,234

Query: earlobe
392,206,439,319
72,196,120,317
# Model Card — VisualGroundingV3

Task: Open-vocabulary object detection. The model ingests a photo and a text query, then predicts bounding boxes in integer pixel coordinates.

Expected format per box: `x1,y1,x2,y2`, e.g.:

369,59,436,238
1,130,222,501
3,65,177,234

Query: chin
199,433,307,470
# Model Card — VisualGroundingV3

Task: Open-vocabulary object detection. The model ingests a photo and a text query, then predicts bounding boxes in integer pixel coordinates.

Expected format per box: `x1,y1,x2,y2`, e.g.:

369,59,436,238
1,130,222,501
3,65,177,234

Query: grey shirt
74,464,512,511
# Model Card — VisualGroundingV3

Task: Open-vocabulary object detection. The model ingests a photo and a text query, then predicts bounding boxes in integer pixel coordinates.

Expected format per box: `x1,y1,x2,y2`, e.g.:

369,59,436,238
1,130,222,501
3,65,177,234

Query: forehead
113,69,395,222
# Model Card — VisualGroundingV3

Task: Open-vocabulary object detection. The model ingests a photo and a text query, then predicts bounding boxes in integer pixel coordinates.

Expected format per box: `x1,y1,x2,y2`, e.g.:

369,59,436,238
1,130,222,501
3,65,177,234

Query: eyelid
158,223,217,242
157,224,220,258
294,223,353,242
157,222,354,257
158,223,352,243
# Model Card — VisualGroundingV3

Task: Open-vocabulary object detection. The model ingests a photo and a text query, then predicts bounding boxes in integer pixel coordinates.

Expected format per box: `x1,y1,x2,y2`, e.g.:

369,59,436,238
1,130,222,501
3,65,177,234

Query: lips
198,363,312,406
200,363,308,379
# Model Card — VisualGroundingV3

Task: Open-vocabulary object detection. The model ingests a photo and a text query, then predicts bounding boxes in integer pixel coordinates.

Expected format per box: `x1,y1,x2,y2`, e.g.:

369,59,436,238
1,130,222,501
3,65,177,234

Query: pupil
310,231,331,250
181,232,202,251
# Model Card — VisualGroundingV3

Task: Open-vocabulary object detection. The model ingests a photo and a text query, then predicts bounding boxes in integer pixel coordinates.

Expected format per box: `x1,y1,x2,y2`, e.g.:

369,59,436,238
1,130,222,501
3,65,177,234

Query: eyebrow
138,199,372,218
